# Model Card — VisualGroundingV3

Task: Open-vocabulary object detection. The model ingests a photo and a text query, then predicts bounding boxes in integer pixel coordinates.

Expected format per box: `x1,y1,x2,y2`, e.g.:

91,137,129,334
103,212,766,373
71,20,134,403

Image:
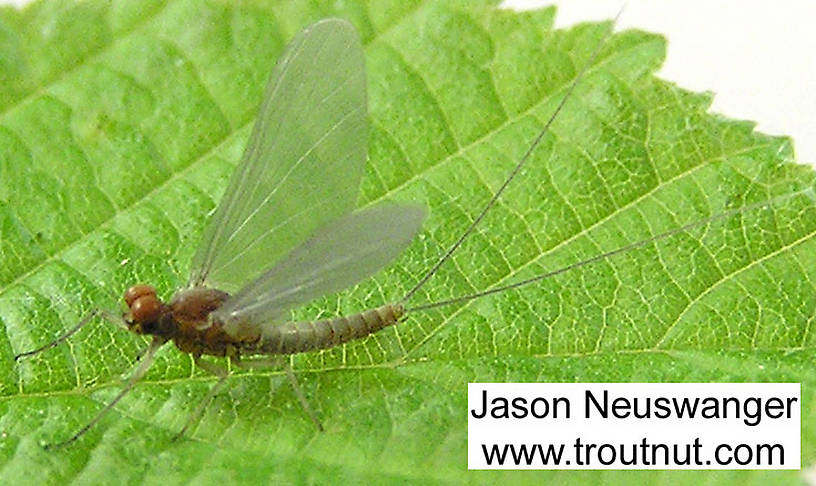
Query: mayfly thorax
13,15,814,448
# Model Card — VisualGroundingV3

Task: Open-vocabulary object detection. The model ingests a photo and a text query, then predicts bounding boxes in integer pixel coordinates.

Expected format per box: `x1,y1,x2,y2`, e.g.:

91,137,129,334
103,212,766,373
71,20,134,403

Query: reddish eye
131,295,162,323
124,284,156,307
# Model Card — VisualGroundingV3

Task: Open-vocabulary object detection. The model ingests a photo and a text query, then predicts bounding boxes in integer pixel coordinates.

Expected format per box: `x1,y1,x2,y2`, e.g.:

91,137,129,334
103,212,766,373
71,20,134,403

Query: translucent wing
211,205,425,338
188,18,367,292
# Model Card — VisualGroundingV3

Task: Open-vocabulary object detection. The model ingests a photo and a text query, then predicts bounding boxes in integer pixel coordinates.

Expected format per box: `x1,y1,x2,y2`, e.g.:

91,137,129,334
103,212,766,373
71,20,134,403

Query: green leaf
1,0,814,483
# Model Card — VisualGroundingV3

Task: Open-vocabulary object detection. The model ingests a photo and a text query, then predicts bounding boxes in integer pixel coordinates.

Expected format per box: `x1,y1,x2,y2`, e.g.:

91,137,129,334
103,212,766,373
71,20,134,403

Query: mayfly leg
173,356,230,441
401,8,625,304
175,355,325,440
14,309,124,361
43,337,165,449
233,358,325,432
174,356,326,439
281,361,324,431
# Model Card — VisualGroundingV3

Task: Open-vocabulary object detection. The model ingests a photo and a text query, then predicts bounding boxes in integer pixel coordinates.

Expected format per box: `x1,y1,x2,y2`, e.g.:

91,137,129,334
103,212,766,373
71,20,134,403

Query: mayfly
13,17,811,448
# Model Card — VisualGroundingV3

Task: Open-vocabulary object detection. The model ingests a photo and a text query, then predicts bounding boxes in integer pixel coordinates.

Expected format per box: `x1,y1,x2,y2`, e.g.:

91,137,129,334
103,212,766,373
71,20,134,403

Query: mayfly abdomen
252,303,404,355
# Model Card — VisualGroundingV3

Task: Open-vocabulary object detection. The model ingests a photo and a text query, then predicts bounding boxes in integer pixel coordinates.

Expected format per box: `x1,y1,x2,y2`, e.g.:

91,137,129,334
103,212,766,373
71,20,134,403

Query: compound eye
124,284,157,307
131,295,161,324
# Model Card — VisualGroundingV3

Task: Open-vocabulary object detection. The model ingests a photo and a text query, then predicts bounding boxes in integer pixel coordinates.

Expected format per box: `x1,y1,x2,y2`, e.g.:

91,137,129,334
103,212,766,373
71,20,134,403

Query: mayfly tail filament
400,8,625,304
404,188,816,313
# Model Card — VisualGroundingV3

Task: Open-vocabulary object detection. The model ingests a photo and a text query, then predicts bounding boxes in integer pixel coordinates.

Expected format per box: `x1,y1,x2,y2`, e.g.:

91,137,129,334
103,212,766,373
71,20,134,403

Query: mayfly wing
212,205,425,338
188,18,367,292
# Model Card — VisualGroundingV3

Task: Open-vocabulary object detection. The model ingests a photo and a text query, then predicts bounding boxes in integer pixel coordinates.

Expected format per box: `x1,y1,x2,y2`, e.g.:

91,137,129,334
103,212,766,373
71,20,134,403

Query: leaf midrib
5,343,815,403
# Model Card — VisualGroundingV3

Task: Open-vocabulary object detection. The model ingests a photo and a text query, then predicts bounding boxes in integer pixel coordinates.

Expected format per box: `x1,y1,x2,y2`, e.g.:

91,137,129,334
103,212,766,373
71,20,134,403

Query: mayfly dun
13,16,813,448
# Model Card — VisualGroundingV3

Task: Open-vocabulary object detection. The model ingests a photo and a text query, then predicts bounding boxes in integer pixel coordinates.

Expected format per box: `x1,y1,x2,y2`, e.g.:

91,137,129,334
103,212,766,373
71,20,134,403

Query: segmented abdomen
252,303,404,355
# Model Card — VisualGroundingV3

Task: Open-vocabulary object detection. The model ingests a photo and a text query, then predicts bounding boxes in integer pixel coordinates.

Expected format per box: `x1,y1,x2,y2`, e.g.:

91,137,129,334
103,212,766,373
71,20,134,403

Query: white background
504,0,816,166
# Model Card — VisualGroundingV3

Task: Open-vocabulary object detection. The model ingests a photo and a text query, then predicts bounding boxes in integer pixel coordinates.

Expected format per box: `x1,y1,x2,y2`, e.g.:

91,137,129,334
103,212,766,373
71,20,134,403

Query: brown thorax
123,284,244,356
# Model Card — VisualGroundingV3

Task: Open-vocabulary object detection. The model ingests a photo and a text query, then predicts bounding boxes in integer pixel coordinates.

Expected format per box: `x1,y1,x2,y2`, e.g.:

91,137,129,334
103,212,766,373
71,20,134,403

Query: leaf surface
0,1,814,483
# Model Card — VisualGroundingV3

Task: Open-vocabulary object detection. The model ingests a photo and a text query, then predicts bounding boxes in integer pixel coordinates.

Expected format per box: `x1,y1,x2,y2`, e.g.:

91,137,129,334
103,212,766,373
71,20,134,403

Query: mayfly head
122,284,165,335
